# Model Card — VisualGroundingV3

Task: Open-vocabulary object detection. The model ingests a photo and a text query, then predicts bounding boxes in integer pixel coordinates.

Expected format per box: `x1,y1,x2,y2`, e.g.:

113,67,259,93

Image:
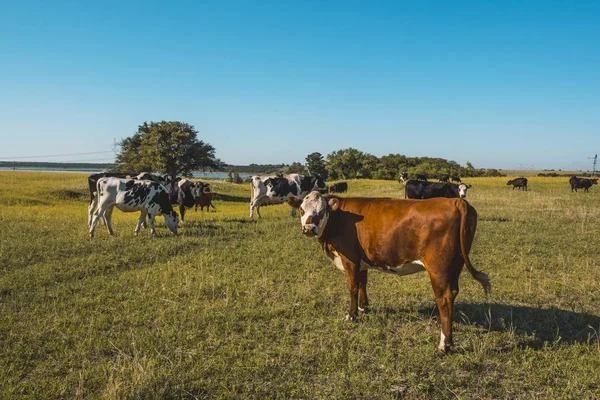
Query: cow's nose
302,225,316,235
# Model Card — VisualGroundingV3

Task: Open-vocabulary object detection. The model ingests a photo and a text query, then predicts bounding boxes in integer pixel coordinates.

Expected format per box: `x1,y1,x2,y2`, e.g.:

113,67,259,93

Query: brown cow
288,191,490,357
193,184,216,212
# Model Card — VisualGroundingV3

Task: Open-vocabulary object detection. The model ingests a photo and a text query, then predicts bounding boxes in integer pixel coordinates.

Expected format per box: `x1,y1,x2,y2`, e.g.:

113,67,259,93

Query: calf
405,180,471,199
288,191,490,356
328,182,348,194
89,177,179,237
570,176,598,192
193,183,216,211
437,174,450,183
507,178,528,191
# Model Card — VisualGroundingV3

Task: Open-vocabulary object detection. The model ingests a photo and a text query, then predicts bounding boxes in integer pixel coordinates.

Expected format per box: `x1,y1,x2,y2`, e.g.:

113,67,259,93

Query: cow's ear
328,197,340,211
288,195,302,209
467,185,472,188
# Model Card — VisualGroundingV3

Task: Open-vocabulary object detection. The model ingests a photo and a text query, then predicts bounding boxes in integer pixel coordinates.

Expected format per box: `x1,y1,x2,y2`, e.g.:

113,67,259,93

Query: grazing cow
415,173,428,181
507,178,528,191
193,183,216,211
451,176,462,183
89,177,179,237
288,191,490,356
250,174,327,218
398,172,409,183
437,174,450,183
134,172,165,182
570,176,598,192
328,182,348,194
405,180,471,199
87,172,131,227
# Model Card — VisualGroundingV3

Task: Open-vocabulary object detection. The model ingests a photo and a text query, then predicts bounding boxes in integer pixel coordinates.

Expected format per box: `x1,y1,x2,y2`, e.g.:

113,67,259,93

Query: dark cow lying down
405,180,471,199
288,191,490,356
328,181,348,194
89,177,179,237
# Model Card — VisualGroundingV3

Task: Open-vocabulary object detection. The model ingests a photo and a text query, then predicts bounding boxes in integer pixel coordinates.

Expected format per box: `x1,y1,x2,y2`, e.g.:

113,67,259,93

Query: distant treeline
0,161,115,170
0,161,284,175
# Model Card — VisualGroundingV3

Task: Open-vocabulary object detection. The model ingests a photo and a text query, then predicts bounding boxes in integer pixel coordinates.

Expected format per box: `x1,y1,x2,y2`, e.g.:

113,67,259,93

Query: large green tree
305,152,327,179
326,148,365,179
115,121,224,182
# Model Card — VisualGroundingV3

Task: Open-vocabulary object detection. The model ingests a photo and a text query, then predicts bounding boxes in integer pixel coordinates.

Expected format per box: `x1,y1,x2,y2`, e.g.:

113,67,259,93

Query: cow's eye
299,208,305,216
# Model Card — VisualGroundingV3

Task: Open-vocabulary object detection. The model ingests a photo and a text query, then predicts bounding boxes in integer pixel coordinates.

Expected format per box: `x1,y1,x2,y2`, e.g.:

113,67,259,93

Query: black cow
415,173,428,181
451,176,462,183
570,176,598,192
437,174,450,183
405,180,471,199
507,178,528,191
175,179,198,221
328,182,348,194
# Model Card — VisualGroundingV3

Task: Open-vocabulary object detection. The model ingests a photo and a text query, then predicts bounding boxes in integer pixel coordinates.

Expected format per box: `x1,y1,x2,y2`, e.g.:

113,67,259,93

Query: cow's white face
458,184,470,198
298,191,330,236
165,211,179,234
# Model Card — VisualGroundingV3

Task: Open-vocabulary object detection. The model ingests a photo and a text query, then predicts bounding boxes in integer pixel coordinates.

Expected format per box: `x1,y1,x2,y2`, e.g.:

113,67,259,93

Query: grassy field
1,172,600,399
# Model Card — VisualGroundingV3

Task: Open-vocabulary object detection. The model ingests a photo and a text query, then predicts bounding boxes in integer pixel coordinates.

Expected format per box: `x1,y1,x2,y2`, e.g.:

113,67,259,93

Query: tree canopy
305,152,327,179
115,121,224,178
320,148,503,180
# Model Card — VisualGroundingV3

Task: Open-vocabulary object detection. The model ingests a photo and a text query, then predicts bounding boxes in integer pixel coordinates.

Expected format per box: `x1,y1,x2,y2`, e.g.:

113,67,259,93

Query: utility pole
594,154,598,177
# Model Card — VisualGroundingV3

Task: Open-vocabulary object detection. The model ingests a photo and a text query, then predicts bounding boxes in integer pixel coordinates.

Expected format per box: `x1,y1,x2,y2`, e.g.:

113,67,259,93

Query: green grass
1,172,600,399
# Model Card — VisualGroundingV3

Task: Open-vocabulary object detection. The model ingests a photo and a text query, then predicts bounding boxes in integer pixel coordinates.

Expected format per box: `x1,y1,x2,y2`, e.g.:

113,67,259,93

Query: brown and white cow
288,191,490,357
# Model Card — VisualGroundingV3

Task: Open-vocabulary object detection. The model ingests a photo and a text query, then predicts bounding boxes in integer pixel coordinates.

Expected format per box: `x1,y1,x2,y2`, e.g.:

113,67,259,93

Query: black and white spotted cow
87,172,131,227
249,174,327,218
405,180,472,199
89,177,179,237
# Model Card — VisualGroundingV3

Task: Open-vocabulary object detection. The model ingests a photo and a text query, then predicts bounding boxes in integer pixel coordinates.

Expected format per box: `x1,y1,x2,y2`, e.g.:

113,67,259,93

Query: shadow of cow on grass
411,303,600,351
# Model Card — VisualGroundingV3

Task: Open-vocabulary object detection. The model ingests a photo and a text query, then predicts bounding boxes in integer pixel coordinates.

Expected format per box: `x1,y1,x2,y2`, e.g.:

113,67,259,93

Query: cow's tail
210,202,216,209
457,200,491,295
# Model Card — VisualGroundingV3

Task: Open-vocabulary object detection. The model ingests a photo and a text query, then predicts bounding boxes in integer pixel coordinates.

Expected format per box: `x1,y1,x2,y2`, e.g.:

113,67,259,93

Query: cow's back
328,197,472,266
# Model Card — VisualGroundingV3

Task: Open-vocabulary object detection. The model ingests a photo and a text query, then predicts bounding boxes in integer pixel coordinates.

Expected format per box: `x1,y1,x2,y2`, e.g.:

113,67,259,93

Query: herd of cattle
84,170,597,355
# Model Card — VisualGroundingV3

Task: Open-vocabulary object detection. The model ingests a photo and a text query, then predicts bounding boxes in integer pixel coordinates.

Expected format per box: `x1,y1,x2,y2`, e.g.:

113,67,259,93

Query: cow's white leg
135,211,147,236
87,195,97,227
148,214,156,235
103,206,115,236
249,203,255,218
89,202,109,237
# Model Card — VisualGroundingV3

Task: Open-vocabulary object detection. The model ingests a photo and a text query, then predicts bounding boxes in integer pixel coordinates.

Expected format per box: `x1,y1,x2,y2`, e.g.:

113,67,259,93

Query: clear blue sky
1,0,598,170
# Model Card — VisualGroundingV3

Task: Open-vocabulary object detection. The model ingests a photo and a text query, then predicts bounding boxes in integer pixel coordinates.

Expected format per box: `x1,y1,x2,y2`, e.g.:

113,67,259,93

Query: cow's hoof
358,306,370,314
344,314,358,322
434,349,446,359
